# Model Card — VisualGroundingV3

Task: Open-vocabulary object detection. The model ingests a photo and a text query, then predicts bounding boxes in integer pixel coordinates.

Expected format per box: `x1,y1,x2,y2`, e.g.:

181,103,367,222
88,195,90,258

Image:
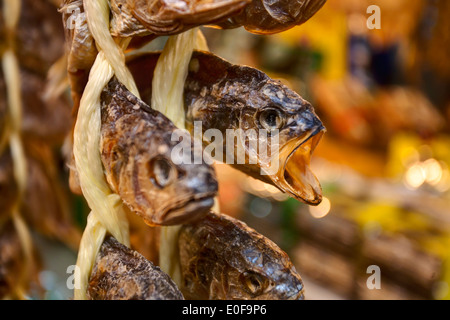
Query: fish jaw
268,128,325,205
150,164,219,226
149,194,216,226
135,168,218,227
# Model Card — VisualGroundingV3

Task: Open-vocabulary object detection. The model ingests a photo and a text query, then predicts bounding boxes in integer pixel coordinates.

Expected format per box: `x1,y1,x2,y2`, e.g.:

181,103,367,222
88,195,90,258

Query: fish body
100,79,218,226
127,51,325,205
61,0,98,110
216,0,327,34
0,146,81,249
9,0,65,75
88,236,183,300
110,0,250,37
178,211,304,300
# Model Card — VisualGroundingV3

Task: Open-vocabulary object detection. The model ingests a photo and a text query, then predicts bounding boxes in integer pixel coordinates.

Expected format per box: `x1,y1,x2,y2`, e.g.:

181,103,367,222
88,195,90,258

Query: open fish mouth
271,127,325,205
155,194,216,226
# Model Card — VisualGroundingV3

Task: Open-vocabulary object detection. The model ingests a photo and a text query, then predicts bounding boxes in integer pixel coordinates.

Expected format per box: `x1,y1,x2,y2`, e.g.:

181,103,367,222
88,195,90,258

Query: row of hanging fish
88,212,304,300
63,0,327,300
1,0,328,299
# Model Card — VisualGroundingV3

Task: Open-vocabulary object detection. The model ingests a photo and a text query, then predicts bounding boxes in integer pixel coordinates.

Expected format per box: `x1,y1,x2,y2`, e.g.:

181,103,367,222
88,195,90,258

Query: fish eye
259,108,284,131
241,271,266,296
110,145,122,162
149,157,176,189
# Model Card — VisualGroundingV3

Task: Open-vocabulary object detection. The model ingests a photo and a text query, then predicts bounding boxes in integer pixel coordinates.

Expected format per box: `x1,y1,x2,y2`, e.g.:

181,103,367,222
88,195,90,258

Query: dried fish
178,211,305,300
22,140,81,250
61,0,98,109
216,0,327,34
127,51,325,205
0,66,71,144
61,0,249,109
88,236,184,300
20,69,72,144
12,0,65,75
0,146,80,249
100,79,218,226
110,0,250,37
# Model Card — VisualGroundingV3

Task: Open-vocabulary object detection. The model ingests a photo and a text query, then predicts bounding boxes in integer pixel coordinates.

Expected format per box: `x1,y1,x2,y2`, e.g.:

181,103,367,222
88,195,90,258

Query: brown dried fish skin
110,0,250,37
0,65,71,144
127,51,324,205
20,69,72,144
88,236,184,300
110,0,152,37
0,145,80,249
217,0,327,34
184,51,325,204
22,140,81,250
0,154,18,225
179,211,304,300
13,0,66,75
61,0,98,110
100,79,218,226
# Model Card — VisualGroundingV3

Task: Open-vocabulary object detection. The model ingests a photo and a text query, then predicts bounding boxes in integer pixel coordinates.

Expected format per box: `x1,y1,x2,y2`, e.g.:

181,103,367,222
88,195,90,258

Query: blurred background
1,0,449,300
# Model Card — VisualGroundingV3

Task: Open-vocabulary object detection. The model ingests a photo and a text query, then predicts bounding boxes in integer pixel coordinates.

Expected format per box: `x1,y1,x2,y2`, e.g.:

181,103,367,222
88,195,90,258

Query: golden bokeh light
309,197,331,219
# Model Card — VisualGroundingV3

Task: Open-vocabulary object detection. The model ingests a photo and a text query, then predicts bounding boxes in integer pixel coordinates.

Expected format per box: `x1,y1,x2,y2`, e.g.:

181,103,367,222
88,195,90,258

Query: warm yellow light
404,163,426,189
264,184,289,201
423,159,443,186
309,197,331,219
436,166,450,193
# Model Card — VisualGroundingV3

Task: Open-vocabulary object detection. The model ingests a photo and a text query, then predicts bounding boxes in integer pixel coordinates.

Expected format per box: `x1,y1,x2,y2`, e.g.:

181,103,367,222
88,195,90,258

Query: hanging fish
20,69,72,144
0,147,81,250
100,79,218,226
109,0,250,37
0,66,71,145
127,51,325,205
88,236,184,300
21,139,81,250
9,0,66,76
178,211,304,300
215,0,327,34
60,0,98,110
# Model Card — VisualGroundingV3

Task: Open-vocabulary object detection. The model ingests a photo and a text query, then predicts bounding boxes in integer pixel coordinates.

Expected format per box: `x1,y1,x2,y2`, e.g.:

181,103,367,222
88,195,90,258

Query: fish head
101,80,218,226
239,79,325,205
113,123,217,226
179,212,304,300
225,237,305,300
